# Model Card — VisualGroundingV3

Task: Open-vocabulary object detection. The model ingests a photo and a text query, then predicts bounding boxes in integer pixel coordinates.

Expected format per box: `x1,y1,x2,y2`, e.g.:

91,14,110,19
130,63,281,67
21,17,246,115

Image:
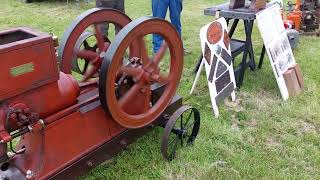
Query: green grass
1,0,320,179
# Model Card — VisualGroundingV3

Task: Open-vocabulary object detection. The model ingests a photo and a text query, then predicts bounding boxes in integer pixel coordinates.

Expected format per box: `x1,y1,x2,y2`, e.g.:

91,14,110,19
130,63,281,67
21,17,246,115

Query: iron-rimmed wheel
99,16,184,129
161,105,200,161
58,8,139,82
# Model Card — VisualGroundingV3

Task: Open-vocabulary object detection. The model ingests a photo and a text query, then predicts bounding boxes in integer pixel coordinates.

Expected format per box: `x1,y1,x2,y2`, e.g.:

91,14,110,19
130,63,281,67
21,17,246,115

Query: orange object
286,0,302,30
287,11,302,30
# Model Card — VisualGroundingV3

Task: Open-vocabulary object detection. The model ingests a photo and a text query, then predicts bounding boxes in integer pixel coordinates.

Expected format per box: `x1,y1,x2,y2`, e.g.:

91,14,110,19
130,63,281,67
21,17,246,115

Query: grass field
1,0,320,179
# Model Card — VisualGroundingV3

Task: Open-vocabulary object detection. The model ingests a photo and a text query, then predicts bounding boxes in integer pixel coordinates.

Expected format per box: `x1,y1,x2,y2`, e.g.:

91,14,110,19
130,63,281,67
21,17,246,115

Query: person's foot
184,48,191,55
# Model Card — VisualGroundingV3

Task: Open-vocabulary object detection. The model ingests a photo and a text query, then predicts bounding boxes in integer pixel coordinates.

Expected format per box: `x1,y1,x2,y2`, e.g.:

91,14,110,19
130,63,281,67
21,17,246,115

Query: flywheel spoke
139,37,150,67
119,82,143,109
93,24,106,52
153,42,168,66
76,49,99,60
157,74,170,85
82,60,90,74
81,60,101,82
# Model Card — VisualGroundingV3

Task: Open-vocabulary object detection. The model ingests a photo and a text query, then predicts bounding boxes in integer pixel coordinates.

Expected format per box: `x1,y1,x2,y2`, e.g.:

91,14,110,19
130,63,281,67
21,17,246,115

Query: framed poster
199,18,236,117
256,4,296,100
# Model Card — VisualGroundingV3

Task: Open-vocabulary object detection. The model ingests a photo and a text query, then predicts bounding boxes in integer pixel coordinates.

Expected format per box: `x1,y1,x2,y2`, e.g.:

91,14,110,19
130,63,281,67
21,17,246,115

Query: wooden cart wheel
161,105,200,161
99,17,184,129
58,8,139,82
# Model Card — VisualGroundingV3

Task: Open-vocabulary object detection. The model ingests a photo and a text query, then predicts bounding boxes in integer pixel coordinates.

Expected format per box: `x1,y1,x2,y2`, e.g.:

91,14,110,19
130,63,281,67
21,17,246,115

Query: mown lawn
1,0,320,179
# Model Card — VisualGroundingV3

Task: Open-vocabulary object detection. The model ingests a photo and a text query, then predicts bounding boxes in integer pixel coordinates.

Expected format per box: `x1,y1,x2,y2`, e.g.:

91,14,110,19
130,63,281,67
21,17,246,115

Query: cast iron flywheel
99,17,184,129
58,8,139,82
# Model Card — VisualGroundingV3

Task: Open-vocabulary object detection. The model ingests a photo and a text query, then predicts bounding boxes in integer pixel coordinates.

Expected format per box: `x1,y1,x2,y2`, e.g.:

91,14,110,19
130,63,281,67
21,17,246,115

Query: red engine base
2,86,182,180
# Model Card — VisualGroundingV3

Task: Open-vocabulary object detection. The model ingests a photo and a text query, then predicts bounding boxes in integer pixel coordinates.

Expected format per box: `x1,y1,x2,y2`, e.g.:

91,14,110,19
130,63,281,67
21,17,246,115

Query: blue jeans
152,0,182,53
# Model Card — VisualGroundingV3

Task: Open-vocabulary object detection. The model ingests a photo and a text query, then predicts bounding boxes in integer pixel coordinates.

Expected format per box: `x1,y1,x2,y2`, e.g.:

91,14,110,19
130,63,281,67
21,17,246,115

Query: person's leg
152,0,169,53
169,0,190,54
96,0,116,37
114,0,125,34
115,0,125,12
168,0,182,37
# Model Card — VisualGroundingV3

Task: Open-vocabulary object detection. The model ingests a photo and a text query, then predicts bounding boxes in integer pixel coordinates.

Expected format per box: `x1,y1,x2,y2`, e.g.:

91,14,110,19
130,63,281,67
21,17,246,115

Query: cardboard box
283,64,304,97
294,63,304,89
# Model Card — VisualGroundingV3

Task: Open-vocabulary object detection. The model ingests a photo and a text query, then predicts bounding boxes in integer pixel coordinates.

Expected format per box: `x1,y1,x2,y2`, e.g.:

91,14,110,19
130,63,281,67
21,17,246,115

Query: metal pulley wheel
58,8,139,82
161,105,200,161
99,17,184,129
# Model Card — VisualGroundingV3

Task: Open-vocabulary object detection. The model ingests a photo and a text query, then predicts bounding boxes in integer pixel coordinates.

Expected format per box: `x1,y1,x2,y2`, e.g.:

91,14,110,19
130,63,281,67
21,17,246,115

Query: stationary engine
287,0,320,33
0,8,200,179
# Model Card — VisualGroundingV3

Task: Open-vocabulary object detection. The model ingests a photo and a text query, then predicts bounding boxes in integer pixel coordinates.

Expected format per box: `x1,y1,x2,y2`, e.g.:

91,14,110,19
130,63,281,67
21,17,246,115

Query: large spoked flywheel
99,17,184,129
58,8,139,82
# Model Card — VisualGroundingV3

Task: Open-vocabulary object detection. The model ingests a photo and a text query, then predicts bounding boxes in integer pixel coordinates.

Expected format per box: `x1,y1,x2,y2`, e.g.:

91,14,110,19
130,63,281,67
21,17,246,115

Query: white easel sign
256,4,296,100
198,18,236,117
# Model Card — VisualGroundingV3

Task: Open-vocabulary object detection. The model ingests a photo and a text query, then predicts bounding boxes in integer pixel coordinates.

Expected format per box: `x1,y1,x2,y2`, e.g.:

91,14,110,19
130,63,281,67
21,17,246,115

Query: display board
199,18,236,117
256,4,296,100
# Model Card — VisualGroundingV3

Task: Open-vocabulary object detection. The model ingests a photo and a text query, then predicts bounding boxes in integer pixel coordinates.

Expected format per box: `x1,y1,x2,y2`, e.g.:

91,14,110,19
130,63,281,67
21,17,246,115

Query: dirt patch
244,119,259,128
231,114,240,131
298,121,317,134
266,137,282,149
224,96,244,112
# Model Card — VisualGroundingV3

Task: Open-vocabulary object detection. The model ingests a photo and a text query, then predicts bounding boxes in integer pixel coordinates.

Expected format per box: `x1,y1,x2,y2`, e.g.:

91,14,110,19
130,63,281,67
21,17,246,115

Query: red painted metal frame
6,87,181,180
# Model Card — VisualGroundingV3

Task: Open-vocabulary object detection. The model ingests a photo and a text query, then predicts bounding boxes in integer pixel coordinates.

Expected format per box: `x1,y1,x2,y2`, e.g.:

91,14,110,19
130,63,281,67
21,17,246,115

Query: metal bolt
86,161,93,167
140,88,146,93
99,52,106,58
7,152,15,159
120,139,127,146
26,170,33,179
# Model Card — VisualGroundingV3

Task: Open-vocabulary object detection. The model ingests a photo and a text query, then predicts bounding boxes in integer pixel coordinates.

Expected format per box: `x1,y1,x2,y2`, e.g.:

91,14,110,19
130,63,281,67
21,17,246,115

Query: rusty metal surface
223,30,230,49
207,21,223,45
99,16,184,129
208,55,218,83
204,43,211,65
